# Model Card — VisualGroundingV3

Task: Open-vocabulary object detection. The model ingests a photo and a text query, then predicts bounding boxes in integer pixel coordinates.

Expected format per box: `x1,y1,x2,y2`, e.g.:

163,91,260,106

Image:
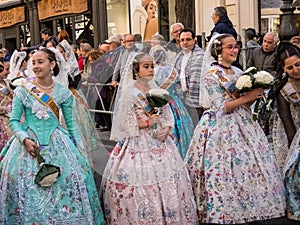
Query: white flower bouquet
146,88,172,115
235,67,277,121
34,148,61,187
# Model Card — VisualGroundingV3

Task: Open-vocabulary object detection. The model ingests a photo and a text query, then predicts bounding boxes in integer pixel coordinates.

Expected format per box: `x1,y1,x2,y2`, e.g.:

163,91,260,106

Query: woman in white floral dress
101,53,197,224
185,34,285,224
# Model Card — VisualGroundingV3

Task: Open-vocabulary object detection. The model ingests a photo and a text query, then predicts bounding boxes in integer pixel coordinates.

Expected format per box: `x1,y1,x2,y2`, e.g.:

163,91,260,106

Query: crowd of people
0,5,299,225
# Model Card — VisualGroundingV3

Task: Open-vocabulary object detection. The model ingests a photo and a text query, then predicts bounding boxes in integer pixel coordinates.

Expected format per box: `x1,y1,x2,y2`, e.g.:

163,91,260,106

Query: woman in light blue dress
0,48,105,224
154,64,194,158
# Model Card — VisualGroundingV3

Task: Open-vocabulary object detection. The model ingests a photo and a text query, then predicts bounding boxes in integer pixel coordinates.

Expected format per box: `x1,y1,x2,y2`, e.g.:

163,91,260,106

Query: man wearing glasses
166,23,184,54
174,28,204,126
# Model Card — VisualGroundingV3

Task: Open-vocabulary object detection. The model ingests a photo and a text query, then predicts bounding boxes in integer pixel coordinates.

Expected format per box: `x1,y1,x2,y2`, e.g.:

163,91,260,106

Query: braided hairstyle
210,34,233,61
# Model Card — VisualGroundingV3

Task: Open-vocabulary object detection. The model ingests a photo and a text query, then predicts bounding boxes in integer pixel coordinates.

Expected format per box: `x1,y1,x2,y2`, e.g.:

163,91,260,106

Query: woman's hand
24,138,38,158
242,88,264,104
155,127,171,141
149,115,159,127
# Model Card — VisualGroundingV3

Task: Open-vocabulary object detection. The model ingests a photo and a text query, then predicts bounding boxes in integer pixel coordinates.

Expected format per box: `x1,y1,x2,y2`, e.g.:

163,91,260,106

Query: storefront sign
38,0,88,20
0,6,24,28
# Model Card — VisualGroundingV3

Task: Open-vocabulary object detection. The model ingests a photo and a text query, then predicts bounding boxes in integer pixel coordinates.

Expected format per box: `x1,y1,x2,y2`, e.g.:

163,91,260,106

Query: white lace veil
8,50,27,80
110,52,158,141
47,47,69,87
58,40,80,79
199,33,226,109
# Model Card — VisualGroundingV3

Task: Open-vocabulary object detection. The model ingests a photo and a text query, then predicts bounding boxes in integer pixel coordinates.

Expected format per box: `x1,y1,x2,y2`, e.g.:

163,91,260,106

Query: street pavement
91,131,300,225
92,129,116,190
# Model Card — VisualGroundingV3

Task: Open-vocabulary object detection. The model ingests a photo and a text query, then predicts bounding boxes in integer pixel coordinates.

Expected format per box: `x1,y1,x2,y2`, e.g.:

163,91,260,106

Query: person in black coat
208,6,237,41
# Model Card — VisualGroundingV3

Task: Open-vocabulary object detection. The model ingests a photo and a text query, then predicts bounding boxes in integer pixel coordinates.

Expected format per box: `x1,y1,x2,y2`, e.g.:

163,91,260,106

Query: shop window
106,0,129,36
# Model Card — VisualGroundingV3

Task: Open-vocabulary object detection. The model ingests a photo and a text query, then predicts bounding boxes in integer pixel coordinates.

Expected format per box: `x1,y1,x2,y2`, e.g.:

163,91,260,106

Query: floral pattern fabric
101,102,197,225
184,66,285,224
0,83,105,225
284,129,300,221
271,102,300,173
0,83,13,151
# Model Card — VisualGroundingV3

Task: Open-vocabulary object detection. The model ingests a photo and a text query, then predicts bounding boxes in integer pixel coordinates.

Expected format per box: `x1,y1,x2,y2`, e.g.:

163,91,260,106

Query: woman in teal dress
0,48,105,224
154,64,194,158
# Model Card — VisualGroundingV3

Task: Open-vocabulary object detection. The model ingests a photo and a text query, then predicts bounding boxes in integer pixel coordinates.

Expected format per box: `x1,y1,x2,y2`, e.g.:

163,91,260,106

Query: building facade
0,0,298,54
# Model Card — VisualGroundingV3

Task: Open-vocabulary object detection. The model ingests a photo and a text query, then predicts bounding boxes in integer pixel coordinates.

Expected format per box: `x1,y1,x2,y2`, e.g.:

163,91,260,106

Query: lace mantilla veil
8,50,27,80
59,40,80,79
47,47,69,87
199,33,226,109
110,52,158,141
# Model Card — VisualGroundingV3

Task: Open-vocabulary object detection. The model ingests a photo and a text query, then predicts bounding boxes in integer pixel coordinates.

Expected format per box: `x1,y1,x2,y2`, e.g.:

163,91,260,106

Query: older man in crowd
174,28,204,126
247,31,279,76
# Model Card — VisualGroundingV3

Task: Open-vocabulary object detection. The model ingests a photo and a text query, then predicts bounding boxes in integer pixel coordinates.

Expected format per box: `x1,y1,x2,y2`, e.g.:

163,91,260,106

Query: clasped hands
148,115,170,142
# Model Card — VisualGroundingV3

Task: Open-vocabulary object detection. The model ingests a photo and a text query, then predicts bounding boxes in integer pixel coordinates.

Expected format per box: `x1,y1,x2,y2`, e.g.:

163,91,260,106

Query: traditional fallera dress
101,83,197,225
271,79,300,172
154,65,194,158
284,128,300,221
185,65,285,224
0,80,13,151
0,82,105,225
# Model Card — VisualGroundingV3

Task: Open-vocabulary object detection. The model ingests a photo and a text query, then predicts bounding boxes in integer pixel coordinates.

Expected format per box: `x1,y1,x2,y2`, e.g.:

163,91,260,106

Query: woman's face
0,61,10,81
32,51,55,79
284,55,300,80
220,36,240,65
57,46,66,60
146,1,157,21
138,55,154,81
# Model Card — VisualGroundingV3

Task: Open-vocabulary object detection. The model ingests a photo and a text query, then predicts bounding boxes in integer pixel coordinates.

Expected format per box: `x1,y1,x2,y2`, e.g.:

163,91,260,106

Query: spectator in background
290,35,300,48
20,27,58,51
134,33,143,50
111,34,137,88
207,6,237,41
239,28,260,68
57,29,71,44
98,42,110,55
166,22,184,54
247,32,278,75
174,28,204,125
71,44,79,60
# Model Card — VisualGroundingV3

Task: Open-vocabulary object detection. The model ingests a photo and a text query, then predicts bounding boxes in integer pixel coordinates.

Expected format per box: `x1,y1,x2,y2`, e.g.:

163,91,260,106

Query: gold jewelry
36,80,54,90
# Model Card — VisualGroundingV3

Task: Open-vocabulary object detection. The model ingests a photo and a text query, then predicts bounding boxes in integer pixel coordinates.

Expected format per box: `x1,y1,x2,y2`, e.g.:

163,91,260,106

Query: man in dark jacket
20,28,58,51
208,6,237,41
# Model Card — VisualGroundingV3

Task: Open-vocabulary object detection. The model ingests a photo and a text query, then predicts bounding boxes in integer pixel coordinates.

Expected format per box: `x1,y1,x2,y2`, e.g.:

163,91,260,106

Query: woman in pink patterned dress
0,58,13,151
101,53,197,224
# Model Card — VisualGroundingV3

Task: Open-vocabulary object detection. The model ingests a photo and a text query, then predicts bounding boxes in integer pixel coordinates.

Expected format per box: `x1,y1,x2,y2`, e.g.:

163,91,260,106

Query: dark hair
134,33,142,42
179,28,195,39
57,43,66,53
132,53,152,80
0,57,8,73
210,34,233,60
40,27,52,36
214,6,228,19
37,48,60,76
245,28,256,40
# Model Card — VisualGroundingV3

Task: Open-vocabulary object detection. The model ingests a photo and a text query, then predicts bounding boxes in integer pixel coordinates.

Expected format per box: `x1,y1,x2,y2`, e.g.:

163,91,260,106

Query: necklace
218,64,232,70
36,80,54,90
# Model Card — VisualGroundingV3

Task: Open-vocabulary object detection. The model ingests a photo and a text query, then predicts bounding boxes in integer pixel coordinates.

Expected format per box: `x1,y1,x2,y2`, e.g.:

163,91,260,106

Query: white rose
244,67,257,75
254,71,274,84
236,75,252,90
148,88,169,96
